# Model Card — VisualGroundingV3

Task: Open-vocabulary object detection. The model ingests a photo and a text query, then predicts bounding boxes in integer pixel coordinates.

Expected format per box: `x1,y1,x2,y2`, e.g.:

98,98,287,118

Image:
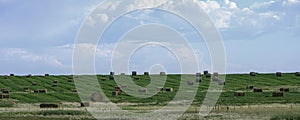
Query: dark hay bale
218,80,225,85
90,92,103,102
160,72,166,76
234,92,245,97
52,84,58,87
26,74,32,78
81,102,90,107
196,73,201,77
115,86,122,92
67,79,73,82
34,90,39,93
0,88,7,92
250,72,257,76
253,88,263,92
71,89,77,92
205,73,211,78
139,88,147,93
23,86,29,91
112,91,121,96
188,81,194,85
213,72,219,76
203,71,209,75
53,80,58,84
32,82,37,86
110,72,115,76
165,88,173,92
196,77,202,82
0,94,9,99
39,89,47,93
109,75,114,80
273,92,283,97
295,72,300,76
10,74,14,77
157,87,163,91
40,103,59,108
144,72,149,75
101,78,107,81
45,74,50,77
2,90,9,94
132,71,137,76
276,72,282,77
280,88,289,92
246,85,254,89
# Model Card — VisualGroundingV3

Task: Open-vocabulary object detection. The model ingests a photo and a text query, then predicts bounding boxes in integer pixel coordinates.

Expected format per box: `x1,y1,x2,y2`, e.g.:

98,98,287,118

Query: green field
0,73,300,119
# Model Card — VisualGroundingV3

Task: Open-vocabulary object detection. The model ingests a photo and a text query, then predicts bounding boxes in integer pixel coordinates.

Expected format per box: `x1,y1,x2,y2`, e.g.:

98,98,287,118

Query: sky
0,0,299,75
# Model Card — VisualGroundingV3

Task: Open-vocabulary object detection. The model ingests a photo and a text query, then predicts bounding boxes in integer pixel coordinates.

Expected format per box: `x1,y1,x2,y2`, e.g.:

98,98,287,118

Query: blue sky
0,0,299,75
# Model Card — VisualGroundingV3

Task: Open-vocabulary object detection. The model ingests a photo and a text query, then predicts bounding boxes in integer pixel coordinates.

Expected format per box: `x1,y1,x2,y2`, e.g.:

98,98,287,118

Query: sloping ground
0,73,299,105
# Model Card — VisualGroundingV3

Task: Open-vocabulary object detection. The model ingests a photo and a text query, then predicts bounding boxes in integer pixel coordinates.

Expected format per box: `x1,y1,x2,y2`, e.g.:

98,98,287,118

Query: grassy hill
0,73,300,106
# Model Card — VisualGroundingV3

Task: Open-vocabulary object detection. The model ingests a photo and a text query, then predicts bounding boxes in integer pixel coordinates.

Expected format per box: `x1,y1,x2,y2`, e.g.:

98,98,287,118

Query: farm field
0,73,300,119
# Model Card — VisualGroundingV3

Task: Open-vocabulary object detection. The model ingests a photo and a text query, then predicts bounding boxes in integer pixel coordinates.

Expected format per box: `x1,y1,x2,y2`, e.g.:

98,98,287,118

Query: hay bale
205,73,211,78
45,74,50,77
203,71,209,75
40,103,59,108
213,72,219,76
101,78,107,81
250,72,257,76
196,77,202,83
196,73,201,77
144,72,149,75
0,94,9,99
34,90,39,93
218,80,225,85
10,74,14,77
109,75,114,80
187,81,194,85
53,80,58,84
295,72,300,76
90,92,103,102
67,79,73,82
234,92,245,97
276,72,282,77
115,86,122,92
165,88,173,92
112,91,121,96
246,85,254,89
157,87,163,91
71,89,77,92
280,88,290,92
23,86,29,91
81,102,90,107
132,71,137,76
160,72,166,76
253,88,263,92
39,89,47,93
2,90,9,94
0,88,7,92
273,92,283,97
32,82,37,86
139,88,147,93
110,72,115,76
